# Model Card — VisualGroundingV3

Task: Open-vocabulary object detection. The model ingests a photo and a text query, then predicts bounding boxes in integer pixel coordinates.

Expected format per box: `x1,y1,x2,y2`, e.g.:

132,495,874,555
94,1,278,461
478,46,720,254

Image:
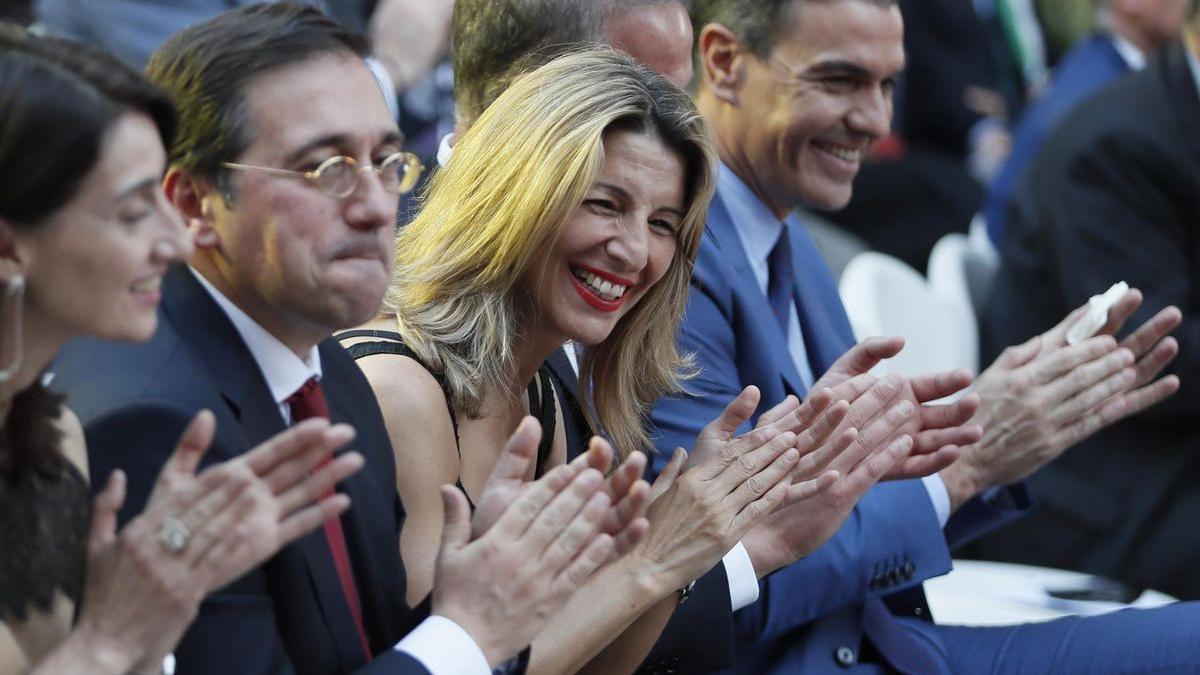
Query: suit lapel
707,192,809,397
162,267,369,670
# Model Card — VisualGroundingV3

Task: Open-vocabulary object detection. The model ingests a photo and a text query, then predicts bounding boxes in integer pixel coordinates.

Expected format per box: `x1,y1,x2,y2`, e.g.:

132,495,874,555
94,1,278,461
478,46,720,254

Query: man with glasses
53,4,632,674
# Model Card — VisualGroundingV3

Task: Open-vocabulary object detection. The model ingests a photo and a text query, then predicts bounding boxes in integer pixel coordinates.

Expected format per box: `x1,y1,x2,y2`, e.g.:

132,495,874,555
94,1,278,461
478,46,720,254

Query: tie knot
287,376,329,422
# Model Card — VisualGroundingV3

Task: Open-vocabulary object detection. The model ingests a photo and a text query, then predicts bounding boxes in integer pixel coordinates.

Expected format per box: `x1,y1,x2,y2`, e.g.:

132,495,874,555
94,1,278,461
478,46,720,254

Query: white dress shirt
191,268,492,675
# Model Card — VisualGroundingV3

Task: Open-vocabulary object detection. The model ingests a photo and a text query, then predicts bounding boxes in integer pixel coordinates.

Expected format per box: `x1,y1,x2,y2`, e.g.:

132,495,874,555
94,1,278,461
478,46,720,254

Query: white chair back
927,233,980,373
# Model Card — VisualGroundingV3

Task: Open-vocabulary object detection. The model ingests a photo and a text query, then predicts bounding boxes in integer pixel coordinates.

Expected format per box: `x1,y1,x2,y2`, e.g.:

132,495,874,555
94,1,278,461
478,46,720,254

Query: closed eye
585,199,619,214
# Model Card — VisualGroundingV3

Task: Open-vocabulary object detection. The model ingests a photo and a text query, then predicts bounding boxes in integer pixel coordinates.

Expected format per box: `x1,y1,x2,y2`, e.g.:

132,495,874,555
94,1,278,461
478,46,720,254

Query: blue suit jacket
985,33,1132,244
53,266,433,675
649,189,1031,673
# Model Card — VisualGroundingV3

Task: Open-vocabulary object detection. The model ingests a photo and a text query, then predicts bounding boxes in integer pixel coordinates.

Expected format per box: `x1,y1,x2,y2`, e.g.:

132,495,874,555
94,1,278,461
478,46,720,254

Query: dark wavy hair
0,23,175,484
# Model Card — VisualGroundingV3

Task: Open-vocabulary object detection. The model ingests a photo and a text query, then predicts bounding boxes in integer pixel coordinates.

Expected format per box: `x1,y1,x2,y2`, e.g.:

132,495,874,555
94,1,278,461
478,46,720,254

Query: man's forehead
771,0,905,74
238,52,398,155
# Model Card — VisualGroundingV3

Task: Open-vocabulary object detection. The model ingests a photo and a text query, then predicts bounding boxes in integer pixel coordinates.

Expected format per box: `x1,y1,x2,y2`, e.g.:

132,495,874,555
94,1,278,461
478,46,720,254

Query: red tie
287,377,372,662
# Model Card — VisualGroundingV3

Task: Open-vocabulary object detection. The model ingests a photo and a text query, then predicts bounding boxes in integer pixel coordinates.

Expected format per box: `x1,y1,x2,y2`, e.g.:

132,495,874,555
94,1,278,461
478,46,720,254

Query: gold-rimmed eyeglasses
222,152,425,199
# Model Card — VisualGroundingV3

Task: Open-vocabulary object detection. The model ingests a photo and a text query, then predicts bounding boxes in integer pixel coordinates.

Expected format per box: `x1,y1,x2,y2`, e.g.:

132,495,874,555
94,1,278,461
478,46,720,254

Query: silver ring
158,517,190,553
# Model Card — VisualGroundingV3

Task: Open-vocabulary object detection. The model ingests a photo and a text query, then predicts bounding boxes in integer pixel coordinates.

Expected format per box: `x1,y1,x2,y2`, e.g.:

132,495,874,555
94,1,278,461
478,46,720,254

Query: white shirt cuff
395,615,491,675
723,541,760,611
922,474,952,528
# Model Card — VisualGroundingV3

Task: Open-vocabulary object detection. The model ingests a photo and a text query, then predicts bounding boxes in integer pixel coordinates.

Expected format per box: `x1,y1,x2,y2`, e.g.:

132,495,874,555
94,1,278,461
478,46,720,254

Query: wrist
64,622,139,674
741,527,787,579
938,454,985,513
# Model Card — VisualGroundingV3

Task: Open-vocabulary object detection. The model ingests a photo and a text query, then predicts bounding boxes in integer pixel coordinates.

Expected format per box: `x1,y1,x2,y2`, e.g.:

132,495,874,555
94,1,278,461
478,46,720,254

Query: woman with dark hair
0,26,364,674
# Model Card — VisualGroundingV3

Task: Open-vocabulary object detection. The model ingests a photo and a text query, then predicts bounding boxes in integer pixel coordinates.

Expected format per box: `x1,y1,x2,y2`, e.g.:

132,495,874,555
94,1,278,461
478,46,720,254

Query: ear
698,23,748,105
0,218,29,284
163,167,221,251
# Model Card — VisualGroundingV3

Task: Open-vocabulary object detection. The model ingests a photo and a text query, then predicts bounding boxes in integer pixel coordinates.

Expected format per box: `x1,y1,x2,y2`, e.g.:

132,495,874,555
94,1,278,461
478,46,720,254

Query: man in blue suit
651,0,1194,671
984,0,1190,244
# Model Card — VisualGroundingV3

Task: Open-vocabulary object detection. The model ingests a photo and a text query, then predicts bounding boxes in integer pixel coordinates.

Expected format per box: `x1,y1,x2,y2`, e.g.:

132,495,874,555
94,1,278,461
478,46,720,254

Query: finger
699,386,761,445
601,478,649,538
1096,376,1180,427
242,417,338,475
915,425,982,454
725,444,800,509
648,447,686,504
551,533,614,598
713,429,798,497
1132,337,1178,387
438,485,473,555
611,516,649,557
732,476,793,531
521,469,606,552
840,375,903,433
827,373,880,404
908,369,974,403
276,452,365,516
884,444,960,480
570,436,615,477
772,388,835,436
781,468,840,505
847,434,914,492
993,334,1042,370
826,336,905,378
539,490,609,568
1043,346,1134,403
839,399,916,474
755,395,800,429
275,493,352,548
1098,289,1144,337
1120,306,1181,357
791,400,851,479
918,393,981,431
161,410,217,479
1052,365,1136,426
88,470,127,555
1045,296,1098,342
179,464,257,536
1025,336,1118,385
261,425,357,494
485,416,542,485
601,450,644,502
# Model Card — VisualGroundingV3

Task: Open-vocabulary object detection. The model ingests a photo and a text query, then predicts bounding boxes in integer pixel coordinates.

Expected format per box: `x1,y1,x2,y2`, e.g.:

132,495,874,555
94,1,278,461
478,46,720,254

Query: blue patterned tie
767,226,795,334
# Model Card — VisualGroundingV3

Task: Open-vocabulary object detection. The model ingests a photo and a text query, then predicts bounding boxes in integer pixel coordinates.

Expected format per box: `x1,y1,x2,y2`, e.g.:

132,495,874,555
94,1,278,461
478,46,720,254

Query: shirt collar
718,162,787,264
436,132,455,167
189,267,322,406
1111,33,1147,71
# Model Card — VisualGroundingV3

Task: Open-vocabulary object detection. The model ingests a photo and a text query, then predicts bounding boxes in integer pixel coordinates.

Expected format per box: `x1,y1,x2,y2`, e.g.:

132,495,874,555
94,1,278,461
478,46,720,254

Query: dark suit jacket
974,42,1200,598
543,347,737,674
53,266,431,675
984,33,1132,243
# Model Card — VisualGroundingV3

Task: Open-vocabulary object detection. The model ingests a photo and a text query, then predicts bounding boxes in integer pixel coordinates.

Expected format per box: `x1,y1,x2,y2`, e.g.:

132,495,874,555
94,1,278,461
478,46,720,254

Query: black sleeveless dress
338,329,556,507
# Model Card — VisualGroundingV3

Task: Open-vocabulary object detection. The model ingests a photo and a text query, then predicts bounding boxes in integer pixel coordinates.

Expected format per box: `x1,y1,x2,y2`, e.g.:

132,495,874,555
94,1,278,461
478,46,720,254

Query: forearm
27,626,136,675
528,559,673,675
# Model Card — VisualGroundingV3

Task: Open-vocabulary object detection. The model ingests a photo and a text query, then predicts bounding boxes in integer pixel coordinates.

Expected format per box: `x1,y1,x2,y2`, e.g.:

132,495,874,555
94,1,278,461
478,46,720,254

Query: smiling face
17,112,191,343
717,0,904,213
522,128,685,348
196,52,399,352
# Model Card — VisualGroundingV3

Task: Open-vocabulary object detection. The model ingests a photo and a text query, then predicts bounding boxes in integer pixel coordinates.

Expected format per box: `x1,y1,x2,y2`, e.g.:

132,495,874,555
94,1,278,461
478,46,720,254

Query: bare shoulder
52,406,88,481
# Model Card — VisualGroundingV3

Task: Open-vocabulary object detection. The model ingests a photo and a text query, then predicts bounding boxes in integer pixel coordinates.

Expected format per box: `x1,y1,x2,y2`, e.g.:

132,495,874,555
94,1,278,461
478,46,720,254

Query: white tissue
1066,281,1129,345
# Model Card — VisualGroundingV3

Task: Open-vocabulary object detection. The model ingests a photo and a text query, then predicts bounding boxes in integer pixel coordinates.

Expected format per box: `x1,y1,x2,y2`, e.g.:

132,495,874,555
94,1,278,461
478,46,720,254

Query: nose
848,85,893,142
604,214,650,274
342,168,396,232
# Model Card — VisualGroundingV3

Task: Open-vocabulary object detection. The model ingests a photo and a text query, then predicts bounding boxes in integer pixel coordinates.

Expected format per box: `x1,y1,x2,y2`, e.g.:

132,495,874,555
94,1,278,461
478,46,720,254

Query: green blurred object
1036,0,1098,64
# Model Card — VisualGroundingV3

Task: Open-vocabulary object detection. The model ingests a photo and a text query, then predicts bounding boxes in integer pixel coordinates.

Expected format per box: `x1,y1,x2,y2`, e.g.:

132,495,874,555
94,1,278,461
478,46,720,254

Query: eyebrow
113,177,159,204
806,59,904,81
282,130,406,165
596,181,685,218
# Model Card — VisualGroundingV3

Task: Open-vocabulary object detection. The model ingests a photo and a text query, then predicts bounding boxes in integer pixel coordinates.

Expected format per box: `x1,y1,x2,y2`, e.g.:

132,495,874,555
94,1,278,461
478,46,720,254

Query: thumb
87,470,126,556
486,416,540,486
994,334,1042,370
438,484,472,555
705,386,761,440
164,409,217,478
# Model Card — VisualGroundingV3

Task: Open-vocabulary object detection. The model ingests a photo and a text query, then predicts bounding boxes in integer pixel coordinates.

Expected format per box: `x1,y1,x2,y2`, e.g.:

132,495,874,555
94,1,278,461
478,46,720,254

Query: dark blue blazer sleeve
636,564,735,674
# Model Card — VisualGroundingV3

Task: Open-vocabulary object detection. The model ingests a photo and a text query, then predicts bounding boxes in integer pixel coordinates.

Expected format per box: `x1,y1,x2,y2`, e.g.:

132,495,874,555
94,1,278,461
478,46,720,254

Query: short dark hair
0,23,174,224
145,3,368,187
691,0,896,58
451,0,687,126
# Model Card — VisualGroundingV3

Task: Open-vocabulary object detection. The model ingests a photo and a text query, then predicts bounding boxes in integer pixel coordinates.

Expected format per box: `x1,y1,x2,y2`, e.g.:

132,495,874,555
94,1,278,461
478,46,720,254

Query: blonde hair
383,48,716,457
